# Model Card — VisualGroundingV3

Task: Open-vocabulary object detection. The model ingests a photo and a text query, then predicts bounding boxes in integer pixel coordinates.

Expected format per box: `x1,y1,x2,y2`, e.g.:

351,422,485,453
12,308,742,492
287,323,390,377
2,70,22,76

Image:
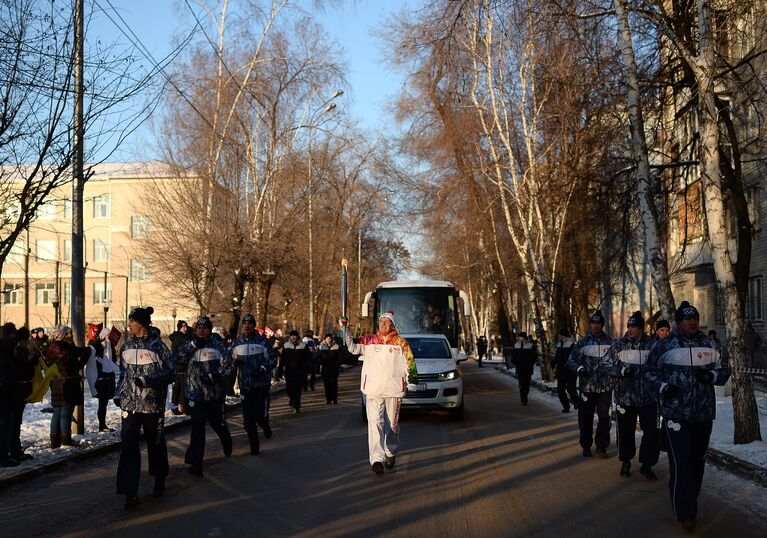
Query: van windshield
406,337,452,359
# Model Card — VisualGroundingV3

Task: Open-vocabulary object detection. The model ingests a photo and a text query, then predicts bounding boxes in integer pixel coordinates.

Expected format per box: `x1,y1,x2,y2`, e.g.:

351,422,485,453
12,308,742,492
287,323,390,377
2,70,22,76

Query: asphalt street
1,362,765,537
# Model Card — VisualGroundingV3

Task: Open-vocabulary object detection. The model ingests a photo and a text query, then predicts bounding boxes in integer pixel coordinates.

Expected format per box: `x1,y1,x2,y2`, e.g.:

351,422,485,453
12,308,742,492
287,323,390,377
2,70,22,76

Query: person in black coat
551,329,577,413
278,331,310,413
318,334,342,404
47,325,92,448
511,332,538,405
10,327,35,461
169,320,192,414
0,323,20,467
476,335,488,368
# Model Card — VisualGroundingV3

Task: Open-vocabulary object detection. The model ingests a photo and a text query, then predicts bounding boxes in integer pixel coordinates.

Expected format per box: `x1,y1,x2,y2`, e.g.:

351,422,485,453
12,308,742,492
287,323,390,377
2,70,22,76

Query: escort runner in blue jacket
231,314,275,455
644,301,730,532
114,306,175,509
602,311,659,480
175,317,233,476
568,310,614,458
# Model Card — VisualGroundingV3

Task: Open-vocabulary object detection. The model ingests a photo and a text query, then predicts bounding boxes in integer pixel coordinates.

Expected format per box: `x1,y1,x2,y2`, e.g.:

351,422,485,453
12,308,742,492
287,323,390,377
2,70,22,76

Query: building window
63,282,70,305
93,195,110,219
35,239,56,262
130,259,150,281
678,181,705,244
35,283,55,305
130,216,151,239
38,202,56,220
92,239,111,262
2,284,23,305
63,239,72,262
63,199,72,220
9,239,25,262
746,276,763,322
93,282,112,305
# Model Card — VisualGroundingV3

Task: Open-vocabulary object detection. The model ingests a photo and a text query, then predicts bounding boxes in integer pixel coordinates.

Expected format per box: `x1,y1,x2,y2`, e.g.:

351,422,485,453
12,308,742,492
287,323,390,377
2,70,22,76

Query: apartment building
0,162,198,335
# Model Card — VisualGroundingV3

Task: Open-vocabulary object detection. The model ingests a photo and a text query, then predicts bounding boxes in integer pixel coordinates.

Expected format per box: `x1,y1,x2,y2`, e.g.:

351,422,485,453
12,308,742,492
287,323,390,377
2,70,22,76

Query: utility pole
24,227,30,328
72,0,86,435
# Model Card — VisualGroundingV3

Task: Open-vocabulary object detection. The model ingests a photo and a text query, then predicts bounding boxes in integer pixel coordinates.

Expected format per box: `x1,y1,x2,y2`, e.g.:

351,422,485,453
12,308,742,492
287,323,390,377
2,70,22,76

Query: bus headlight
438,370,458,381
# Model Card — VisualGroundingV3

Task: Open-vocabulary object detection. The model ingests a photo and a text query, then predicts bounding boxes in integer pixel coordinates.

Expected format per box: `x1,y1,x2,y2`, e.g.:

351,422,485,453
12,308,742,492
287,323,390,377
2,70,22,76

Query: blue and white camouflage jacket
175,337,232,402
116,334,175,414
601,332,657,407
567,331,614,393
645,329,730,422
230,332,275,393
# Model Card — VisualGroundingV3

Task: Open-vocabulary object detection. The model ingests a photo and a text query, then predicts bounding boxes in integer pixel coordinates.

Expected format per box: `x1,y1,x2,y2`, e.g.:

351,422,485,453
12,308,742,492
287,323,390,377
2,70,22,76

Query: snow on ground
1,382,284,482
503,363,767,469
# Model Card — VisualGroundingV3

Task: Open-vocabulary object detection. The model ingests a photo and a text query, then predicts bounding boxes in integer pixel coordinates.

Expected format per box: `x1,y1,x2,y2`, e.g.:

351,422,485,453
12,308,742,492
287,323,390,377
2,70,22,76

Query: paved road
1,363,766,537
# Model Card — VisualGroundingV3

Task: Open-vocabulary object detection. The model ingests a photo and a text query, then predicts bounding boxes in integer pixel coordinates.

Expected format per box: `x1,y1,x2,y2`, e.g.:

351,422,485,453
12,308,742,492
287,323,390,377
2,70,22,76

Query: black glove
202,372,216,385
577,367,588,378
135,376,146,389
622,365,637,378
695,369,715,384
662,384,683,398
113,398,121,408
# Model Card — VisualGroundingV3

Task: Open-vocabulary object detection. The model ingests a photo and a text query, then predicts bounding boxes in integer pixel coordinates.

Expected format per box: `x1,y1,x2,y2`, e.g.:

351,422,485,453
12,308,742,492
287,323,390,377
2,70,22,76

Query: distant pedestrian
169,320,192,415
318,334,341,404
279,331,310,413
0,323,20,467
114,306,175,509
302,330,318,391
511,332,537,405
87,325,118,433
654,319,671,342
646,301,730,532
231,314,275,455
551,329,577,413
476,335,488,368
175,317,233,476
568,310,614,458
603,311,659,480
46,325,91,448
341,311,418,475
10,326,35,462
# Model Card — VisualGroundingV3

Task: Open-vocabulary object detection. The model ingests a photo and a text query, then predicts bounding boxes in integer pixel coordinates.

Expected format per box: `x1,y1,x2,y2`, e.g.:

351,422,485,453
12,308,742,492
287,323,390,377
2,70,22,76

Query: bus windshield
374,287,458,346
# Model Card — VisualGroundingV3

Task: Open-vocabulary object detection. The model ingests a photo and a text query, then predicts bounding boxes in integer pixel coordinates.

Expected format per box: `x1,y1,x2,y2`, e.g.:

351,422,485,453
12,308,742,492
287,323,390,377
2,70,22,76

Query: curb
0,382,286,491
496,365,767,487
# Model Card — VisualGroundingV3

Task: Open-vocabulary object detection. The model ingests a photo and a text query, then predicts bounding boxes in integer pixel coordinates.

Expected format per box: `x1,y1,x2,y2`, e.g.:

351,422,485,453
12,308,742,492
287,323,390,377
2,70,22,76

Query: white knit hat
379,310,396,326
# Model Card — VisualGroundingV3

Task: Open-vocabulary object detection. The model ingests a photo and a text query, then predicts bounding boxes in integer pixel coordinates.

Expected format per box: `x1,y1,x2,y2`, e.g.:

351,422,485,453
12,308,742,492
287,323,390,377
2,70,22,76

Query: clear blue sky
89,0,419,162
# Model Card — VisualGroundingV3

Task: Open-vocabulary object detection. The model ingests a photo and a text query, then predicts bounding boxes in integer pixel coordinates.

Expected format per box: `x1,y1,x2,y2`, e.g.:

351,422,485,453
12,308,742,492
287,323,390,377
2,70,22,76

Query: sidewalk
0,380,285,490
497,362,767,486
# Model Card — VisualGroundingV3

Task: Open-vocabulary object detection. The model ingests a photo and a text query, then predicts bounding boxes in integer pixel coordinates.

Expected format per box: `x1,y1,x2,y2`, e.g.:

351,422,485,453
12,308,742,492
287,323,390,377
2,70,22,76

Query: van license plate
410,384,427,392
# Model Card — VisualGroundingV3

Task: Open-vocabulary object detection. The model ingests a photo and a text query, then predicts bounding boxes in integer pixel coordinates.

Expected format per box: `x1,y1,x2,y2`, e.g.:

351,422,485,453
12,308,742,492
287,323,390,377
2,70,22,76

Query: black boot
153,476,165,498
620,461,631,477
639,463,658,480
124,494,140,509
384,455,396,469
263,424,272,439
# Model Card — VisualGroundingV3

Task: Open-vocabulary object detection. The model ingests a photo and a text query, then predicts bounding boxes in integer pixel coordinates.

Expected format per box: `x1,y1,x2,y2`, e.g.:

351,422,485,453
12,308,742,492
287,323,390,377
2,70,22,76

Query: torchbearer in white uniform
341,311,418,475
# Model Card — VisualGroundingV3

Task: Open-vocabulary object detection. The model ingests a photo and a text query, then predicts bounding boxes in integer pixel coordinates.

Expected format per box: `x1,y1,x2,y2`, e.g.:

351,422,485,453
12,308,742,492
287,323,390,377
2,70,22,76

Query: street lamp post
307,90,343,334
171,307,177,332
103,299,111,327
52,294,60,326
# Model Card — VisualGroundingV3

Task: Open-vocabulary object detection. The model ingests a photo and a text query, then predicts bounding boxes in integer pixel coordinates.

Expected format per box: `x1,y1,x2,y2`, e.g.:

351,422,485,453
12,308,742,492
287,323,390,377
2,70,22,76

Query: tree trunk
695,0,760,444
613,0,676,322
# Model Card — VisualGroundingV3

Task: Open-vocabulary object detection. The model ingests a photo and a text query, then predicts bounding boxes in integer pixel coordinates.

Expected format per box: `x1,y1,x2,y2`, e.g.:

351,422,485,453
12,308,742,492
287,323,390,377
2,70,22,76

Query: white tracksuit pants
366,396,401,465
